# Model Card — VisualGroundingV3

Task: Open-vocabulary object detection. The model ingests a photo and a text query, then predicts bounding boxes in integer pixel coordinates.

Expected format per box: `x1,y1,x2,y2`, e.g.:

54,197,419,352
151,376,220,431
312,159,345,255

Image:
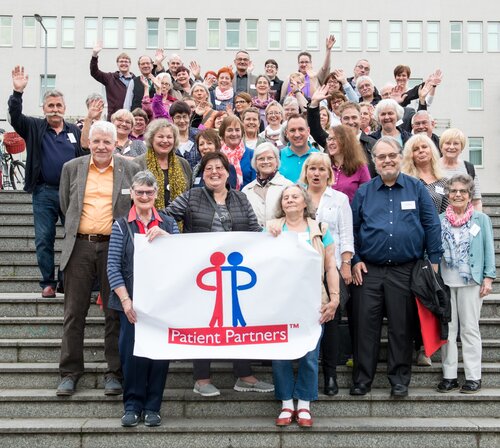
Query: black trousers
351,262,415,387
320,306,341,377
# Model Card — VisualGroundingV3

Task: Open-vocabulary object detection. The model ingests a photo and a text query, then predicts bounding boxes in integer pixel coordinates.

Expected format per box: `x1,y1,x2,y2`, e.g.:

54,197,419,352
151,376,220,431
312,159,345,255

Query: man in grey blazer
232,50,257,97
57,121,140,396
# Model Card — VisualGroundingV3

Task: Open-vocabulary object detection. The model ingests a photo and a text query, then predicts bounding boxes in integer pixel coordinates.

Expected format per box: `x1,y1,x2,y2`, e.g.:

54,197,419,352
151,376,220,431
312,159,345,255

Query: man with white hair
56,121,139,396
411,110,440,150
370,99,412,146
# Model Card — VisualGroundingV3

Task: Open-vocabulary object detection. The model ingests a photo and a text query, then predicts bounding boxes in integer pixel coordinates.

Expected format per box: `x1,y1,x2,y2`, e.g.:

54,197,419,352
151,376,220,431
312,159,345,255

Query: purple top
332,163,371,203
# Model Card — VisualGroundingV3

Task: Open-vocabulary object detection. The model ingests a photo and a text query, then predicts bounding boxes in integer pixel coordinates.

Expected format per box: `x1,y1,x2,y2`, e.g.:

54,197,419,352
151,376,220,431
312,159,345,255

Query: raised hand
189,60,201,78
326,35,336,51
247,60,254,73
12,66,29,93
92,41,103,57
155,48,165,65
390,84,407,104
310,84,329,107
333,68,347,84
195,100,212,116
86,98,104,120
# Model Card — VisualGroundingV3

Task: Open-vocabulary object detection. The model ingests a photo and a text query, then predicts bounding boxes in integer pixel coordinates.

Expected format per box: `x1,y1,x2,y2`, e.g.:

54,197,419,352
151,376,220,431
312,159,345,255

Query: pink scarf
215,86,234,101
221,141,245,189
445,202,473,227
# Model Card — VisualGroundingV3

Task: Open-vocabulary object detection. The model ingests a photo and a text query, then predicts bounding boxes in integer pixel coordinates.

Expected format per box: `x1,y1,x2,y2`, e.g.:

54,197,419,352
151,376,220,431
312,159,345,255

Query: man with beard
8,65,86,298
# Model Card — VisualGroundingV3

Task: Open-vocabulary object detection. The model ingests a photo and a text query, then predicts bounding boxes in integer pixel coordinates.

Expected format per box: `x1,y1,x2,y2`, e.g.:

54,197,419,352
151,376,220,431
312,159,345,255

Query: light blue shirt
278,144,319,183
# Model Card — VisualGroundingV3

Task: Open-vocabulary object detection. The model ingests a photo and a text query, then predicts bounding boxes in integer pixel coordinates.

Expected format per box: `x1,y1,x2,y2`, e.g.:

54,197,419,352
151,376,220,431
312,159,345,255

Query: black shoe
349,383,371,396
391,384,408,397
460,380,481,394
56,377,76,396
104,377,123,396
144,410,161,427
437,378,459,393
121,411,140,427
324,376,339,396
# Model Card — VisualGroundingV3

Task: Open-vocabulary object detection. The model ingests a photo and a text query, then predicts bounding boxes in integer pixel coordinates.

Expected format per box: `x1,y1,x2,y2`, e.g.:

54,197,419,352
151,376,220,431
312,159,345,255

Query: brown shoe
42,286,56,298
296,409,313,428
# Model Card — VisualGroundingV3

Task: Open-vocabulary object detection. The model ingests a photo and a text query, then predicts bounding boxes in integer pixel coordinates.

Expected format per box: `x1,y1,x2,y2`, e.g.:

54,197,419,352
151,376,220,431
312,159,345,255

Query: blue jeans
32,184,64,288
272,331,322,402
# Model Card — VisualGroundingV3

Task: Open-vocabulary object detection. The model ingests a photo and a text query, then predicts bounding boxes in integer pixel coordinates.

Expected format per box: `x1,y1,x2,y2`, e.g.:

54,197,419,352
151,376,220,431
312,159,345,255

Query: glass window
427,21,440,52
102,17,118,48
408,78,423,90
39,74,56,105
123,18,136,49
84,17,98,48
246,19,258,50
366,21,379,51
328,20,342,50
185,19,197,48
306,20,319,50
226,20,240,49
407,21,422,51
468,137,483,166
164,19,179,49
268,20,281,50
147,18,159,49
467,22,483,52
208,19,220,49
346,21,361,50
389,21,402,51
60,17,75,48
22,16,36,47
286,20,301,50
450,21,462,51
0,16,12,47
40,17,57,48
487,22,500,51
468,79,483,109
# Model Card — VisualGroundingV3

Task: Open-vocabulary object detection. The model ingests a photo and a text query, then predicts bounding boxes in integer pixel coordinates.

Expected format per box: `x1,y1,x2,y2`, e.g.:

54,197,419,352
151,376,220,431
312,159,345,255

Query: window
389,21,402,51
268,20,281,50
408,78,423,89
226,20,240,49
346,21,361,50
84,17,98,48
467,22,483,52
427,21,440,52
208,19,220,49
185,19,197,48
22,16,36,47
147,18,159,49
366,21,379,51
123,18,136,48
39,74,56,105
102,17,118,48
0,16,12,46
407,21,422,51
306,20,319,50
450,21,462,51
163,19,179,49
468,137,483,166
468,79,483,109
246,19,258,49
328,20,342,50
60,17,75,47
487,22,500,51
286,20,301,50
40,17,57,48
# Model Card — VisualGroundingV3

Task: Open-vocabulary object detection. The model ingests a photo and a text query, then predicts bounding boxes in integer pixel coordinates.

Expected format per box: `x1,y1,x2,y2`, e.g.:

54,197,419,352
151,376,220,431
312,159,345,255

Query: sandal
275,408,295,426
296,408,313,428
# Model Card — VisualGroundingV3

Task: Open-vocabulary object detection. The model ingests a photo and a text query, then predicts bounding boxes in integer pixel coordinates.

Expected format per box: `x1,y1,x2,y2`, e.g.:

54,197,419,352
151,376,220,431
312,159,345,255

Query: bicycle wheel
9,160,25,190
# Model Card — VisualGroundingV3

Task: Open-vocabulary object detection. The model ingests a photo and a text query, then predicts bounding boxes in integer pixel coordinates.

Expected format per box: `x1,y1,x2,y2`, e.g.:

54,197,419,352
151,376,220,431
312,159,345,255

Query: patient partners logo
168,251,289,346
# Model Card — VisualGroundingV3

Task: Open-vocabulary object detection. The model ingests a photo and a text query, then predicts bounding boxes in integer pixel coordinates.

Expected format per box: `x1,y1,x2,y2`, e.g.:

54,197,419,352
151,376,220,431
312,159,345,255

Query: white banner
133,231,322,360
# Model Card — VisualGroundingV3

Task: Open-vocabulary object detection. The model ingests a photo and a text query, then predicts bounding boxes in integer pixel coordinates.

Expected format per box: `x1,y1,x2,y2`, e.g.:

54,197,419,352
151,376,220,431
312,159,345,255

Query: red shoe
275,408,295,426
296,408,313,427
42,286,56,298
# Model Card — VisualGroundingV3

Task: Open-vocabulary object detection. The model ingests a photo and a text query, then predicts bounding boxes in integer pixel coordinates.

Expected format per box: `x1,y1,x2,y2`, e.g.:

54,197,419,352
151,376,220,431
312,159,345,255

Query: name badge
401,201,416,210
215,99,221,106
121,188,130,195
194,177,201,185
68,133,77,144
470,223,481,237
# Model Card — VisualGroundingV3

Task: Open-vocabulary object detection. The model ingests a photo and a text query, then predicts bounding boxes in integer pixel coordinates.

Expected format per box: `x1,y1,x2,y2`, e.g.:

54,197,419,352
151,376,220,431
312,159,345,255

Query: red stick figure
196,252,226,328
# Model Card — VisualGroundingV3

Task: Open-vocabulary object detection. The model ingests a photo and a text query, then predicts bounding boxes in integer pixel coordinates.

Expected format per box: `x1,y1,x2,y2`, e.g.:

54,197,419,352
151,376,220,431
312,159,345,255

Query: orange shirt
78,157,114,235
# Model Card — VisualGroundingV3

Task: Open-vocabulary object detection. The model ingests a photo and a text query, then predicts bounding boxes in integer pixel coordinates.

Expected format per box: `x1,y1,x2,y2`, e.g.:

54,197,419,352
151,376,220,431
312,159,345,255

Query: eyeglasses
374,152,400,161
236,58,249,62
266,111,282,116
449,189,469,195
356,64,370,71
235,100,247,105
265,64,277,69
133,189,156,197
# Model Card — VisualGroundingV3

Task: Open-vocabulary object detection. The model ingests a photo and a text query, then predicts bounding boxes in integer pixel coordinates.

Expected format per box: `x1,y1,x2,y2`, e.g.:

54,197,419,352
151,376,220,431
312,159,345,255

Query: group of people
6,33,496,430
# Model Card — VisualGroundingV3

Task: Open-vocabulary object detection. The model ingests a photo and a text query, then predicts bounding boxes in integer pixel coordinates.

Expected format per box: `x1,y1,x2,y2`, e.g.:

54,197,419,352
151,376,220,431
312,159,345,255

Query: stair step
0,226,64,237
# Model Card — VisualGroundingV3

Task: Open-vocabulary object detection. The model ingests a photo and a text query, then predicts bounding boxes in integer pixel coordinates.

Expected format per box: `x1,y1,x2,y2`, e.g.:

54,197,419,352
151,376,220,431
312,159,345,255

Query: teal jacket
440,211,496,285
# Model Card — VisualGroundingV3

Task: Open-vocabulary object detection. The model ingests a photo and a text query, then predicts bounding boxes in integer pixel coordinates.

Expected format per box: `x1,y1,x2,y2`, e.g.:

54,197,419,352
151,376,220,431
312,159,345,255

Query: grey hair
131,170,158,191
157,72,172,84
265,100,284,116
372,136,403,161
374,99,405,121
89,120,117,142
283,96,299,108
144,119,179,152
445,174,475,197
43,89,65,104
189,82,213,107
85,93,105,107
355,75,374,89
251,142,281,171
274,184,316,219
411,110,434,125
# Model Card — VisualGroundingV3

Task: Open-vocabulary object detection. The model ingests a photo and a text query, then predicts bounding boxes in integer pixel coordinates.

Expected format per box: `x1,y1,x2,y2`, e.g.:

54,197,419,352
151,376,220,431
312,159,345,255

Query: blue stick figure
221,251,257,327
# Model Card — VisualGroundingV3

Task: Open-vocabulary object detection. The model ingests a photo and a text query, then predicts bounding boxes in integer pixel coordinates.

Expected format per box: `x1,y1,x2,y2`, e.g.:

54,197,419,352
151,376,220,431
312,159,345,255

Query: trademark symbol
289,323,299,329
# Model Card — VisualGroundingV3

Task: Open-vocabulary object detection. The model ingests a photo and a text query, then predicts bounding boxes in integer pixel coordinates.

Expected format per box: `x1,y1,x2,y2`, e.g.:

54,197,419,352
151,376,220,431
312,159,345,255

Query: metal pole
34,15,48,96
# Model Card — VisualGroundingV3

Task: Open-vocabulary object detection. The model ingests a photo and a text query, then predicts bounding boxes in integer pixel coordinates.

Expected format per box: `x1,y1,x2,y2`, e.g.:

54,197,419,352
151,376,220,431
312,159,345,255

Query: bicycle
0,129,26,190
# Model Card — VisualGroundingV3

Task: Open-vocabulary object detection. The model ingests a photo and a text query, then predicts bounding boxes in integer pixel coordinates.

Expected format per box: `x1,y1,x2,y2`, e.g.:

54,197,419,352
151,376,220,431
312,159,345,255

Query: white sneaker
193,382,221,397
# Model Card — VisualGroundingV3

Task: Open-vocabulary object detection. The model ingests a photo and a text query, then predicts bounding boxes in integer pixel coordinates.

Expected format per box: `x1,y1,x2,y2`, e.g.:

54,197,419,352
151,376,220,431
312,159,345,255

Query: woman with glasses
259,101,286,148
110,109,146,158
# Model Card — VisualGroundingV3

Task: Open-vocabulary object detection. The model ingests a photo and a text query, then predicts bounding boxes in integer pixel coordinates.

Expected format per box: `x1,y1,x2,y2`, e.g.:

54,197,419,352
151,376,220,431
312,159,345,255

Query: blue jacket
440,211,496,285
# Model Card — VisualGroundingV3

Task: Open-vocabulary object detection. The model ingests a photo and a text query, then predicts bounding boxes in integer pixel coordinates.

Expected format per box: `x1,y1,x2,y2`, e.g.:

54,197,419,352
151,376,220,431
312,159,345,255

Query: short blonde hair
439,128,466,152
111,109,135,127
299,153,334,187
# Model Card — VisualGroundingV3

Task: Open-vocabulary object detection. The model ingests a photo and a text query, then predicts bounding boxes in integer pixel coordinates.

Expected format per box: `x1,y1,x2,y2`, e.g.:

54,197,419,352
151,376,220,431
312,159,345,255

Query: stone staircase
0,191,499,447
